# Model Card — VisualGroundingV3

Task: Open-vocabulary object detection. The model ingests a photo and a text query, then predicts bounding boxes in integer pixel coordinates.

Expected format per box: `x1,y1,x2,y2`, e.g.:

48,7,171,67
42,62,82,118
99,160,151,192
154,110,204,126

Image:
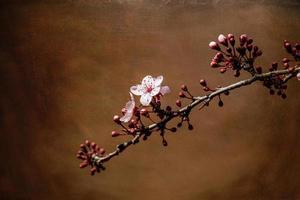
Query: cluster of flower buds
77,140,106,175
284,40,300,61
209,34,262,76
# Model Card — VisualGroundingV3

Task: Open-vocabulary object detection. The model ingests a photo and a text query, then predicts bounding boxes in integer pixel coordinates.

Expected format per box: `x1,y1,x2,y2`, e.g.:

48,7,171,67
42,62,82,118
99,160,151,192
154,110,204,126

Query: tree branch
91,66,300,168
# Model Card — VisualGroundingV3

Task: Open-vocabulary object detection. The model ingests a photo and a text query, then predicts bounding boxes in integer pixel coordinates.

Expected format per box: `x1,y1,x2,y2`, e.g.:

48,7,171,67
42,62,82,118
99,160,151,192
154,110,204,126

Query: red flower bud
239,34,248,46
246,44,253,51
111,131,121,137
140,108,149,117
181,84,188,91
220,68,226,73
80,161,88,168
271,62,278,70
99,148,105,155
210,61,218,68
284,42,292,53
113,115,121,124
229,37,235,46
218,34,228,46
282,58,290,63
209,41,221,51
199,79,207,86
176,100,182,107
256,67,262,74
179,92,186,98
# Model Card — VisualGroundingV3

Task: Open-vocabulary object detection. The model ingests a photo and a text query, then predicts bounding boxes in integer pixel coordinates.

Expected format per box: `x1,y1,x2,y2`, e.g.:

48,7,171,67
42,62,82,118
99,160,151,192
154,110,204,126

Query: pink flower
297,72,300,81
130,75,170,106
120,93,135,123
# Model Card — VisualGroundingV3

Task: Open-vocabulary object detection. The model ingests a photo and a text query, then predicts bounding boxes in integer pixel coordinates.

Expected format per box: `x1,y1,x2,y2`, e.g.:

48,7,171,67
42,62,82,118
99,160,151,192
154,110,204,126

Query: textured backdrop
1,0,300,199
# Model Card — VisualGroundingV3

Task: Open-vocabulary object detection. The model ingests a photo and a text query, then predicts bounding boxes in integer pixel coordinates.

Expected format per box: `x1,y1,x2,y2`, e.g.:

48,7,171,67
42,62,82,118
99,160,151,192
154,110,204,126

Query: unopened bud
179,92,186,98
209,41,221,51
218,34,228,46
111,131,121,137
140,108,149,117
113,115,121,124
181,84,188,91
176,100,182,107
199,79,207,86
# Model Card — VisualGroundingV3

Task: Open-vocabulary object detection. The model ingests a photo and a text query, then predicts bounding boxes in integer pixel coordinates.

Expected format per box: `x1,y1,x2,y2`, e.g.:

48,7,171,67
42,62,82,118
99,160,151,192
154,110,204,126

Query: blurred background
1,0,300,199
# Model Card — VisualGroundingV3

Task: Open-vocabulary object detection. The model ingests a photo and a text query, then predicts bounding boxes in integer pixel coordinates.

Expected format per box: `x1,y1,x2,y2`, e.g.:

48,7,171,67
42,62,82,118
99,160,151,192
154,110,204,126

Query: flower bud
113,115,121,124
271,62,278,70
181,84,188,91
179,92,186,98
188,124,194,130
140,108,149,117
218,34,228,46
253,46,259,52
166,106,172,112
90,167,97,175
210,61,218,68
229,37,235,46
220,68,226,73
215,52,224,60
85,140,90,146
281,93,287,99
284,42,292,53
282,58,290,63
297,72,300,81
246,38,253,45
99,148,105,155
239,34,248,46
80,161,88,168
111,131,121,137
91,142,96,149
256,66,262,74
288,67,294,73
246,44,253,51
283,63,289,69
209,41,221,51
199,79,207,86
218,100,224,107
176,100,182,107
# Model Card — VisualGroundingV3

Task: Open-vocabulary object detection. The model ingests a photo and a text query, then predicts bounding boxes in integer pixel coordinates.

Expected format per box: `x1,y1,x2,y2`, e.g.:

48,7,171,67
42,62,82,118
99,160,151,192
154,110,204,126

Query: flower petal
142,75,154,88
120,111,133,123
160,86,171,95
140,93,152,106
154,75,163,87
297,72,300,81
130,85,144,96
150,86,161,96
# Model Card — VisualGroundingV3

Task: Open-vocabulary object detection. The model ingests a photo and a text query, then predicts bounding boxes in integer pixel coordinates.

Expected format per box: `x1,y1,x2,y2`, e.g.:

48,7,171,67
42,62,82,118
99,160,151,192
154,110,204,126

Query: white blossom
130,75,170,106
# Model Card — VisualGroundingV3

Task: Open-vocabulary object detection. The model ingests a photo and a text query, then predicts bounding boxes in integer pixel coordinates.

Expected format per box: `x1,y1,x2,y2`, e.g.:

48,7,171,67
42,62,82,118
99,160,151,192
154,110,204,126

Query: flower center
146,87,153,93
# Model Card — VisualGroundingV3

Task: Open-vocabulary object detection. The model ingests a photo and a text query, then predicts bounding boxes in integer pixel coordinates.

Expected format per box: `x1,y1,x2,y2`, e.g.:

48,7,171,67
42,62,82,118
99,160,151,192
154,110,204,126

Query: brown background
1,0,300,199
